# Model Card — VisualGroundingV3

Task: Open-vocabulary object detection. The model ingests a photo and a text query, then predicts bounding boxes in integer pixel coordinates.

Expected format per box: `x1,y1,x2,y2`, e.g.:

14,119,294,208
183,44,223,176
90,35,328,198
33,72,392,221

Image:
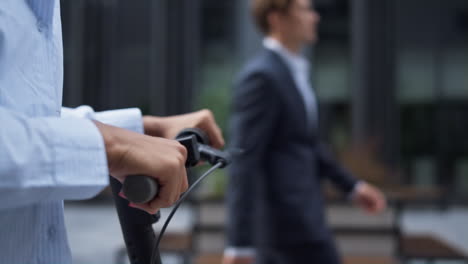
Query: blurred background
59,0,468,263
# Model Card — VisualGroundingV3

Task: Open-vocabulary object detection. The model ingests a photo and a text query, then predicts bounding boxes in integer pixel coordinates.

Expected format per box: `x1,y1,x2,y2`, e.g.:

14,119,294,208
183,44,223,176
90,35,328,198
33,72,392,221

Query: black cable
150,161,224,264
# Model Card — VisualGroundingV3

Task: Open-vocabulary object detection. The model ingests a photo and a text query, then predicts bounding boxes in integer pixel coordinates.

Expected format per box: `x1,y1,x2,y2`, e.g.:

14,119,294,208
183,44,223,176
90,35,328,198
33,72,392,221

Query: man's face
279,0,320,44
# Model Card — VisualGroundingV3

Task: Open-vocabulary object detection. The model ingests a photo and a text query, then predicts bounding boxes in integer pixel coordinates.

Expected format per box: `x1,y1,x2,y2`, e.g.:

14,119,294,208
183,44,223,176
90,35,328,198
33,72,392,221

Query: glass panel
455,159,468,197
411,157,436,186
195,0,237,198
314,42,350,103
313,1,352,151
397,48,436,104
396,0,468,192
441,45,468,99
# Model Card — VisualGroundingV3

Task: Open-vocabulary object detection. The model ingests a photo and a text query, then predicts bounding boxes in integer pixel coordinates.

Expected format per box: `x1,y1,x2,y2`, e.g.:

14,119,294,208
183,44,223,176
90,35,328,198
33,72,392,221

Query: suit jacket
226,49,358,248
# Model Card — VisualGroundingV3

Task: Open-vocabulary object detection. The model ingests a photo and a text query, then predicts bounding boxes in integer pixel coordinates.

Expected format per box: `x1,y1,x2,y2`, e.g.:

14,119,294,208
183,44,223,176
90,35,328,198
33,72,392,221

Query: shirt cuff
224,247,256,258
94,108,143,134
42,117,109,200
62,106,143,134
348,181,364,200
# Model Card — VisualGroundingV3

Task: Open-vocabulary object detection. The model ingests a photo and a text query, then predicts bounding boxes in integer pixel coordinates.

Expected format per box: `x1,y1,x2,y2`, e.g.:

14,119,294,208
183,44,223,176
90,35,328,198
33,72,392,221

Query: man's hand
94,121,188,214
143,109,225,148
352,182,387,214
222,256,255,264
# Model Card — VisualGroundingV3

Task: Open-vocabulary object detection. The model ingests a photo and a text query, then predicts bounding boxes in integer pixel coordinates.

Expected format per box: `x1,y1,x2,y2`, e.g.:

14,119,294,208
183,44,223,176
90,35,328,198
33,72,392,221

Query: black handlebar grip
123,175,159,204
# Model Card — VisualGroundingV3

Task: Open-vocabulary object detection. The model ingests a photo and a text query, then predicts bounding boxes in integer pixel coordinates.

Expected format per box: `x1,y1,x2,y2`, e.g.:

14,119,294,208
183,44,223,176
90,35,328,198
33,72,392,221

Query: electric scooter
110,128,233,264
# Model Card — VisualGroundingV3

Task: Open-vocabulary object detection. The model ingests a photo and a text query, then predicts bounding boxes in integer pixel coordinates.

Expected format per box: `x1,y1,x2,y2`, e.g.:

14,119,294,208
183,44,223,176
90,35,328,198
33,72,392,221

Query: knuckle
177,143,188,156
148,208,158,215
169,158,180,170
179,151,187,164
169,154,183,168
172,148,187,166
177,156,185,167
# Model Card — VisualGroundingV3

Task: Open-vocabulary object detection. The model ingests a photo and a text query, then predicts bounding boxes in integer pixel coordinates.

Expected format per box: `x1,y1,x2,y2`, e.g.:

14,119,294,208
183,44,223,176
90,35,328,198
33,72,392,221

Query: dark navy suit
226,49,358,264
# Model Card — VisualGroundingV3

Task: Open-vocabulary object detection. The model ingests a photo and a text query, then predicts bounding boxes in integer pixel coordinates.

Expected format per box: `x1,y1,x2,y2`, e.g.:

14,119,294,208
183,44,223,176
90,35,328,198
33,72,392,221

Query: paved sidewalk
401,206,468,255
64,203,193,264
64,203,468,264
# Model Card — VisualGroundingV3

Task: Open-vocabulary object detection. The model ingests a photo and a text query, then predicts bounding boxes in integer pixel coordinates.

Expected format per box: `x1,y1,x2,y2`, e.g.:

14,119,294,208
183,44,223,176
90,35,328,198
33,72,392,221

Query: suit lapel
265,50,309,131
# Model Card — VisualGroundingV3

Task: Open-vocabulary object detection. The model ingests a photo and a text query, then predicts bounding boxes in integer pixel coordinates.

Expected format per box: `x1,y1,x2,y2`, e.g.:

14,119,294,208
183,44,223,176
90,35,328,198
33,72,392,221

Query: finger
202,121,225,149
148,176,179,210
212,125,225,148
177,173,187,198
181,172,189,193
369,201,379,213
376,195,387,212
150,165,187,210
176,145,188,196
369,189,384,211
118,191,127,199
370,196,383,213
177,141,188,164
148,183,177,211
369,194,379,209
198,110,225,148
360,196,376,214
178,168,189,197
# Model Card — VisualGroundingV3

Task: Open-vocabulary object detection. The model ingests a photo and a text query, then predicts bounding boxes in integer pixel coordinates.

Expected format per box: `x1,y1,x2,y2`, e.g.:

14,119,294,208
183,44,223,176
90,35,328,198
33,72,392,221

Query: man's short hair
251,0,295,34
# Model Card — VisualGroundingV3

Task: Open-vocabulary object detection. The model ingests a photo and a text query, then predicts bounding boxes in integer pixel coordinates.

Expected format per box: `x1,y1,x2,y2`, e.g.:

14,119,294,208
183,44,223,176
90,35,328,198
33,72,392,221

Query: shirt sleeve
0,106,109,210
223,247,256,259
317,143,359,195
61,106,143,133
348,181,365,200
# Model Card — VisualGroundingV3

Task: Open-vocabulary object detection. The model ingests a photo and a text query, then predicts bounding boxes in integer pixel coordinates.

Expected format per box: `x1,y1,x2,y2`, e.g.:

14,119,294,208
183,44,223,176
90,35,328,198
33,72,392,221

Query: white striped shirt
0,1,142,263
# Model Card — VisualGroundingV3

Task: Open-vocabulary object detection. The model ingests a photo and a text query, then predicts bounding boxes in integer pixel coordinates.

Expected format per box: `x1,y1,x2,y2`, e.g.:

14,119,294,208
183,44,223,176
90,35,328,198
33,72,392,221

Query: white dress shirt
263,37,319,130
0,0,142,263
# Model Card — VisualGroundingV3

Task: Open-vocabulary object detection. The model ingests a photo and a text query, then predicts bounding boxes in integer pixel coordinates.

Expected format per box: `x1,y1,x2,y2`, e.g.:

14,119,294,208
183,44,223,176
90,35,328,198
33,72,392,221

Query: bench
401,234,468,262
